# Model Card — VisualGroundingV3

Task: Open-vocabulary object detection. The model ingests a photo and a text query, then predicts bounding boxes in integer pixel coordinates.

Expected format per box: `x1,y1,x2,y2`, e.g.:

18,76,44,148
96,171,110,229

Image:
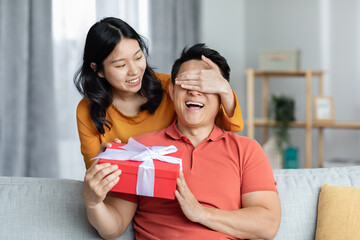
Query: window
51,0,149,179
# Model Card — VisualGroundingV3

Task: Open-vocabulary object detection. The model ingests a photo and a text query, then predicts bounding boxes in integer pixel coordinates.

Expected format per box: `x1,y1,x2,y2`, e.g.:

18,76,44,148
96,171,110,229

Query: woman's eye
136,55,143,60
116,64,126,68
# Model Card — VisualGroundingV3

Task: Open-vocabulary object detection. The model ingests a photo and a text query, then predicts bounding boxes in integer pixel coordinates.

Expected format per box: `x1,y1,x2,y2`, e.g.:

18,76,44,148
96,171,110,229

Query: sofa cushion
2,167,360,240
273,166,360,240
0,177,134,240
315,184,360,240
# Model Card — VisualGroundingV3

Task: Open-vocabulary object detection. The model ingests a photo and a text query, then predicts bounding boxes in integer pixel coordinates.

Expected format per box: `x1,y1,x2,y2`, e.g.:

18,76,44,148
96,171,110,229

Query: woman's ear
168,82,174,101
90,62,97,72
90,62,105,78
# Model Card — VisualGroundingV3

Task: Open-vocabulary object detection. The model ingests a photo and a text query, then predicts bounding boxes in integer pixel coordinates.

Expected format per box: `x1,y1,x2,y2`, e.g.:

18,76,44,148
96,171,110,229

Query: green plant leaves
269,95,295,154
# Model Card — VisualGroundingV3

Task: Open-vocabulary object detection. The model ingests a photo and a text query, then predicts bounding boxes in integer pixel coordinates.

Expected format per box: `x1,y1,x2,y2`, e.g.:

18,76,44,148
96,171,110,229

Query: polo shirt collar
165,121,226,142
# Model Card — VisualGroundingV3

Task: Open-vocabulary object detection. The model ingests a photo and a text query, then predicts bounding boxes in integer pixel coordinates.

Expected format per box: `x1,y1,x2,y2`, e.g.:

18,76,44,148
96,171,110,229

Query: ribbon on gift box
94,137,182,197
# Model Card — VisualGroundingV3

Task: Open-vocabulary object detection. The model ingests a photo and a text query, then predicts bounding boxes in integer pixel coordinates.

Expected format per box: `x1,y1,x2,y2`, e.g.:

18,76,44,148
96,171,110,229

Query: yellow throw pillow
315,184,360,240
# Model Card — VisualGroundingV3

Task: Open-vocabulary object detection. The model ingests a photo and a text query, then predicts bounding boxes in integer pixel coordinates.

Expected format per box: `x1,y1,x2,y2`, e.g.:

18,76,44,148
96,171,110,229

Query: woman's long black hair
74,17,163,135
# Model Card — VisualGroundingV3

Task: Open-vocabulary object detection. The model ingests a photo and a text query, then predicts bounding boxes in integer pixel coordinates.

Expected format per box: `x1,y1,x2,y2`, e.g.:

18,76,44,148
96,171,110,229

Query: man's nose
187,89,201,96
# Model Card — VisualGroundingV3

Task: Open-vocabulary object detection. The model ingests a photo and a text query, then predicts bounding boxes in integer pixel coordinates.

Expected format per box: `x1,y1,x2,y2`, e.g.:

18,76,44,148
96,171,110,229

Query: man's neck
176,122,214,147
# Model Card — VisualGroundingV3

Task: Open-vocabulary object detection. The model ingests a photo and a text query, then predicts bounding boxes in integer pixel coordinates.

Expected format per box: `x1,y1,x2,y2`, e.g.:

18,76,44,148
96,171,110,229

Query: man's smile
185,101,204,111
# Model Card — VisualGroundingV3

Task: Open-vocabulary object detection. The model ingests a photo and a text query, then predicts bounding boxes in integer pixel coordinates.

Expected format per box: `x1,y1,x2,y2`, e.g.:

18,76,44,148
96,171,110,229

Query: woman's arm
84,159,137,239
175,172,281,240
76,99,102,169
216,91,243,132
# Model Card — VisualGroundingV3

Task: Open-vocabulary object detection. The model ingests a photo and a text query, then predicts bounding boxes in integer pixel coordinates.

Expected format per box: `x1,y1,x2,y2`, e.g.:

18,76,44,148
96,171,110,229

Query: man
83,44,281,240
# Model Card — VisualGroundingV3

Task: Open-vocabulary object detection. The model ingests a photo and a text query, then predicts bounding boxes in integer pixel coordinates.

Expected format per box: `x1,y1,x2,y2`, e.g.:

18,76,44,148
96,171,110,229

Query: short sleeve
240,139,277,194
76,99,101,169
107,191,139,203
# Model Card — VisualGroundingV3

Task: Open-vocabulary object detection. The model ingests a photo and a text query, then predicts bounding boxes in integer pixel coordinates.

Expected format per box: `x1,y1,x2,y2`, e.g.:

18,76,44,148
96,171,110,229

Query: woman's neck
112,91,147,117
112,88,139,101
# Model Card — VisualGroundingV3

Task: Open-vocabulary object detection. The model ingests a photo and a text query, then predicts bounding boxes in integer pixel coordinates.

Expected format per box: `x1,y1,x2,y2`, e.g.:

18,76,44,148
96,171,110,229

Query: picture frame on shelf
314,96,335,122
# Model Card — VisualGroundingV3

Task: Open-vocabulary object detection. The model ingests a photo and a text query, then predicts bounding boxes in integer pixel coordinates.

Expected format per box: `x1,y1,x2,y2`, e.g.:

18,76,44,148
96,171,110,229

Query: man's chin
177,119,211,129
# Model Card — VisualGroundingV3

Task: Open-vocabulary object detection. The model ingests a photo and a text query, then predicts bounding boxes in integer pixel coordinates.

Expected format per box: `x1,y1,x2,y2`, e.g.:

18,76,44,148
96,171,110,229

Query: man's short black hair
171,43,230,84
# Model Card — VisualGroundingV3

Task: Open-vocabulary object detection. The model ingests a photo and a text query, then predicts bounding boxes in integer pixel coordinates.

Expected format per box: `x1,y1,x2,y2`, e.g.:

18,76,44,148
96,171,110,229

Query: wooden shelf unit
253,119,360,129
246,69,360,168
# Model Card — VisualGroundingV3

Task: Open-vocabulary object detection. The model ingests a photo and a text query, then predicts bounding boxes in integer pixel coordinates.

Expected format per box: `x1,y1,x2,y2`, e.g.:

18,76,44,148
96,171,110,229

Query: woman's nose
128,62,140,75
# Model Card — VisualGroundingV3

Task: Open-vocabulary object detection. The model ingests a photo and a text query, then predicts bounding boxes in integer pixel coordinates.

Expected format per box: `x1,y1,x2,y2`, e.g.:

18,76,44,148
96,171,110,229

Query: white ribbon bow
95,137,182,197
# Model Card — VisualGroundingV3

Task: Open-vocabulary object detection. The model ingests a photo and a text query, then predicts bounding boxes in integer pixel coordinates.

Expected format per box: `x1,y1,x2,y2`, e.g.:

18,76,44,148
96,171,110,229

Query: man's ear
168,82,174,101
90,62,105,78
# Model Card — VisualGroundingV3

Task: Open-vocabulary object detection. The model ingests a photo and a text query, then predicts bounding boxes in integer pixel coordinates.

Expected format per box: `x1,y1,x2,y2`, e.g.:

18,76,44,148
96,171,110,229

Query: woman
74,17,243,169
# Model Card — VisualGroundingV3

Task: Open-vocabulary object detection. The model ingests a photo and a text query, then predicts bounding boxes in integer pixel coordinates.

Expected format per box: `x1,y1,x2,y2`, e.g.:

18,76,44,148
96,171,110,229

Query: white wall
326,0,360,165
200,0,360,167
245,0,321,167
200,0,247,138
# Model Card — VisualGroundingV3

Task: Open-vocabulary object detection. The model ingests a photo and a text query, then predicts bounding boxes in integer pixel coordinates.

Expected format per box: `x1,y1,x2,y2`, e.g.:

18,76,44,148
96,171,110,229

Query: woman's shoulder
154,72,171,92
154,72,171,82
76,98,90,116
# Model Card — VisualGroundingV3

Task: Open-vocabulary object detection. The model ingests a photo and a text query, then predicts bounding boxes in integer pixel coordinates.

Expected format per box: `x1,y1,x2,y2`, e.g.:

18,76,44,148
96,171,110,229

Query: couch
1,166,359,240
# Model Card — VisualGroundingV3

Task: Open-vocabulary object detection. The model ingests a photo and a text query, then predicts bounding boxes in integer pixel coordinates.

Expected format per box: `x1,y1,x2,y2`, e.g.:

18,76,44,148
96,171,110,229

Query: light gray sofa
1,166,360,240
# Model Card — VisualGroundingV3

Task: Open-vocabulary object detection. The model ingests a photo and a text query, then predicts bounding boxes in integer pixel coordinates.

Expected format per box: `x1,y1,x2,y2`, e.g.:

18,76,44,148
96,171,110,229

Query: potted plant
269,94,295,156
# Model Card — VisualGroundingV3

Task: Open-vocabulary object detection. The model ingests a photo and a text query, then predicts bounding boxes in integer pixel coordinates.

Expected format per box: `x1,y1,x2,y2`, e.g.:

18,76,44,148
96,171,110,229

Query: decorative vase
284,146,298,169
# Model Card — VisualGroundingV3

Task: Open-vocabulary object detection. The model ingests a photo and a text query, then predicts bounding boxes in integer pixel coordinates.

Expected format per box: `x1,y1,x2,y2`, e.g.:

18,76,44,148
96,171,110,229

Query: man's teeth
185,101,204,107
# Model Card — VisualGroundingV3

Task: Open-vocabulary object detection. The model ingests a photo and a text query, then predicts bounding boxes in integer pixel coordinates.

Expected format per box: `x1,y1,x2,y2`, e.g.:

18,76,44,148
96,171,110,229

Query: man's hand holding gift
175,171,206,223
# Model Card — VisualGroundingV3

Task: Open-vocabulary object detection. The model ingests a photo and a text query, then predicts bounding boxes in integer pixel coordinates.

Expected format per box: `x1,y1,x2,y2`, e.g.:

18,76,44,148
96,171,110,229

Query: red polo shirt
115,122,277,240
